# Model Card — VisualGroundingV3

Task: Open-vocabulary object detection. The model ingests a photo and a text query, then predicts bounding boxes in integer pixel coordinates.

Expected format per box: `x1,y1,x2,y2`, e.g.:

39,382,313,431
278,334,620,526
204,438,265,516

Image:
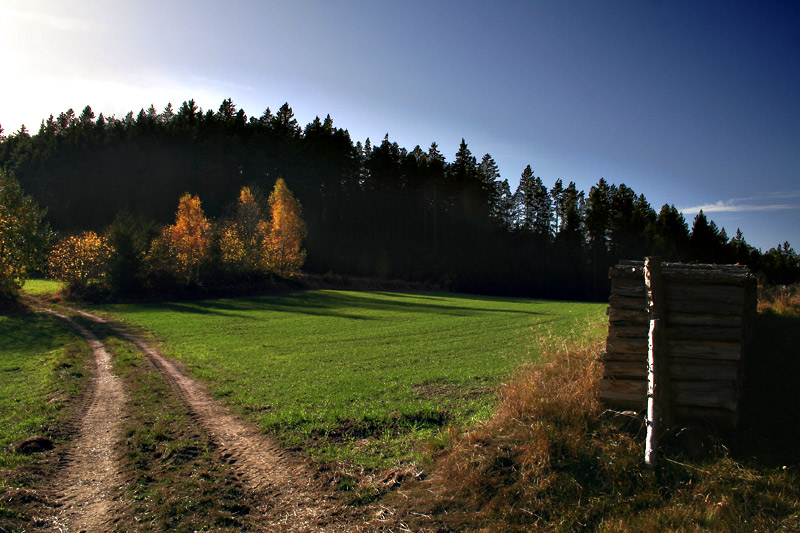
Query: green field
0,310,87,469
102,290,606,468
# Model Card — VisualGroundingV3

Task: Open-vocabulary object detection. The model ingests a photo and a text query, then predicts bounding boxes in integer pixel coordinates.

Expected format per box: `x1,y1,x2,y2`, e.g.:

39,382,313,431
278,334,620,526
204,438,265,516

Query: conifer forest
1,99,797,300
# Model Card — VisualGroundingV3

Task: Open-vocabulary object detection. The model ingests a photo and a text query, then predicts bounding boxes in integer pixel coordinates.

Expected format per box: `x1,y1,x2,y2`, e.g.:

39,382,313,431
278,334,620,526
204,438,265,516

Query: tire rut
64,305,373,532
31,303,128,532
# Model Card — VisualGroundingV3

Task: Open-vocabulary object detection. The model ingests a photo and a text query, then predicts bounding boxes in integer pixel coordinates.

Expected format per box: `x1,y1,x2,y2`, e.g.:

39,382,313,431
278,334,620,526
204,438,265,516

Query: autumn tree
219,186,270,272
162,193,210,284
265,178,306,276
0,169,52,301
48,231,112,291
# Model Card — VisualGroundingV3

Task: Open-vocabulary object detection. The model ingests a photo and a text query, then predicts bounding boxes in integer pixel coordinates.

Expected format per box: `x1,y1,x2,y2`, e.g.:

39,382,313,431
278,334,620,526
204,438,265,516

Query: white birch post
644,256,669,466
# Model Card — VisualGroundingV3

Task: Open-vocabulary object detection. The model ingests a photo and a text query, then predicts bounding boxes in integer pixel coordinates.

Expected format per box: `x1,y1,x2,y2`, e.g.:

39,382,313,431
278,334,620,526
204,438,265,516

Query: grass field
101,290,607,470
0,310,87,470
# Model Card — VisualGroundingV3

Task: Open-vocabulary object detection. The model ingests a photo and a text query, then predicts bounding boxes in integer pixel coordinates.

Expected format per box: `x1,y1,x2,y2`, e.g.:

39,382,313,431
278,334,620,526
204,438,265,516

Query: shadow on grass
0,311,74,356
738,310,800,465
112,290,547,321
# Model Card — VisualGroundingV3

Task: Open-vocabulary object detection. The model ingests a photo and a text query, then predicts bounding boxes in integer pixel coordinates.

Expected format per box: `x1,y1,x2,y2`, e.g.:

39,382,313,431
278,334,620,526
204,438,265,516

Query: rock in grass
13,436,54,454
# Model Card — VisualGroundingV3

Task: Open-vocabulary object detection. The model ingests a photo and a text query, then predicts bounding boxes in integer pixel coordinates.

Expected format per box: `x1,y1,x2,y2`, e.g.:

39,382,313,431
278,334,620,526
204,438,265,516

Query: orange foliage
163,193,210,283
265,178,307,276
48,231,112,289
219,187,271,272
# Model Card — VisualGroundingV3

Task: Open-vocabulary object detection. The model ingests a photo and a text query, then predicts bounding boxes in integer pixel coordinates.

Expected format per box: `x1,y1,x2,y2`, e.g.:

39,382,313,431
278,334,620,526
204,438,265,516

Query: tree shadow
0,311,74,355
110,290,546,321
737,310,800,465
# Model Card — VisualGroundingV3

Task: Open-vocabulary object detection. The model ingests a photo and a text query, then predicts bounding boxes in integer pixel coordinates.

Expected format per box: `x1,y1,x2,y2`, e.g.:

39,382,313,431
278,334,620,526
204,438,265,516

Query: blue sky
1,0,798,252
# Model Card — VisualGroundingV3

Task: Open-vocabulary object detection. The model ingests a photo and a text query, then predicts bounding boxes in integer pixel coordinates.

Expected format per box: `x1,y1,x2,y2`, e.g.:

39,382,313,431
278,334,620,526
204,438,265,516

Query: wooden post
644,256,670,466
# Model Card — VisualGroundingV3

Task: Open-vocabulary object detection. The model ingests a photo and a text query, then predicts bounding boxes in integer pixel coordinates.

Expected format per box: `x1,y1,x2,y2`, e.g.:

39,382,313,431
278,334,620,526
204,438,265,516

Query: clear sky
1,0,798,252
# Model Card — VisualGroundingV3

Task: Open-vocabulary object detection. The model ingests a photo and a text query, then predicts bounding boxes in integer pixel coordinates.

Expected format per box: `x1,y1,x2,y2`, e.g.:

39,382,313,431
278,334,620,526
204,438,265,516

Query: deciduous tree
164,193,210,283
48,231,112,291
265,178,306,276
0,169,52,301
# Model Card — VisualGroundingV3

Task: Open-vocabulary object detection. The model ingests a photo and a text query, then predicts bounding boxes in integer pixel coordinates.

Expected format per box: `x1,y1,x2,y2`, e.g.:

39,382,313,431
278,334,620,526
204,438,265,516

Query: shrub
48,231,112,292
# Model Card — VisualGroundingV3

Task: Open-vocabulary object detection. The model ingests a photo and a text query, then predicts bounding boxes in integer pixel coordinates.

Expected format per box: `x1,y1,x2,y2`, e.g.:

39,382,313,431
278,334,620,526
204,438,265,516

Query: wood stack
600,261,757,429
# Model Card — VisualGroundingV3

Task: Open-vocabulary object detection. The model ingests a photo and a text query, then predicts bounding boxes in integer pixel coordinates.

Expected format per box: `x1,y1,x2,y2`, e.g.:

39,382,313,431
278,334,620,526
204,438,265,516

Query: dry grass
757,283,800,316
388,309,800,531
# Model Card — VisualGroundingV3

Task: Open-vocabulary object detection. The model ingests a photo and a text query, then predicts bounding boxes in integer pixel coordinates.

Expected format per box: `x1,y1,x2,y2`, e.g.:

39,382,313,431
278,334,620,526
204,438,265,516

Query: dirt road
31,304,128,532
30,299,380,531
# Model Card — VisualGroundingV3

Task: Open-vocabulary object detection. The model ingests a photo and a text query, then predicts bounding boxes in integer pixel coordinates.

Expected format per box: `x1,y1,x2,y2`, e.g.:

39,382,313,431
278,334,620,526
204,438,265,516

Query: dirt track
31,299,379,532
32,304,128,532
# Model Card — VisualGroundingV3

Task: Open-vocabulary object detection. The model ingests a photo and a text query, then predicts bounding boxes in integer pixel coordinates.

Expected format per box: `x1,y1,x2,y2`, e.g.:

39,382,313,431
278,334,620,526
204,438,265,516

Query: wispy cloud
0,6,94,33
680,191,800,215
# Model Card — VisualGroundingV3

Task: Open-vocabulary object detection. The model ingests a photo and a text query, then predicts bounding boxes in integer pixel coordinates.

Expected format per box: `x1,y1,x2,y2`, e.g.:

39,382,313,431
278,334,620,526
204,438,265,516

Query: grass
21,279,63,297
100,290,606,471
0,305,89,533
389,286,800,531
0,310,88,470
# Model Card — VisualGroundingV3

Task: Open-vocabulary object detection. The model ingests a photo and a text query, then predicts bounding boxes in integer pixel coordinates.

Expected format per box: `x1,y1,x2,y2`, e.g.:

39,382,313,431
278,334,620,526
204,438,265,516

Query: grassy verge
89,324,261,531
390,289,800,531
0,307,89,530
0,310,87,470
100,291,606,475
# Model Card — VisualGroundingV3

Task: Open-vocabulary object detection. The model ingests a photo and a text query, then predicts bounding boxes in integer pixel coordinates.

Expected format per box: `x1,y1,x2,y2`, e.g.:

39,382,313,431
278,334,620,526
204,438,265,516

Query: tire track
30,303,128,532
65,305,372,532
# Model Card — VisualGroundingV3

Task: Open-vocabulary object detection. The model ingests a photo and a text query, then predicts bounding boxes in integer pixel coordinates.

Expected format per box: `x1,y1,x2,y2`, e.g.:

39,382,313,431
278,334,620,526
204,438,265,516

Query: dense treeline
1,99,798,299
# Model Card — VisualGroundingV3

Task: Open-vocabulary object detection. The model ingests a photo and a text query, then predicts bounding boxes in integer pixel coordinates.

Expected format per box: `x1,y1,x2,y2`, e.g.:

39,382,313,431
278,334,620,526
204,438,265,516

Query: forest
1,98,798,300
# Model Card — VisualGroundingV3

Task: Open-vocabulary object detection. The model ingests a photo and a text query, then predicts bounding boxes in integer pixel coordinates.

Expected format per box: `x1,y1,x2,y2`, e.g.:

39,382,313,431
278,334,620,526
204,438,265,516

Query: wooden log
606,335,648,355
604,361,646,379
666,313,743,328
599,378,647,409
663,299,746,316
668,325,743,342
666,340,742,361
671,381,737,410
607,307,648,324
600,378,647,395
664,269,751,286
609,264,644,280
665,283,746,305
609,294,648,310
608,323,649,338
610,279,646,298
602,350,647,362
667,360,739,381
612,262,752,285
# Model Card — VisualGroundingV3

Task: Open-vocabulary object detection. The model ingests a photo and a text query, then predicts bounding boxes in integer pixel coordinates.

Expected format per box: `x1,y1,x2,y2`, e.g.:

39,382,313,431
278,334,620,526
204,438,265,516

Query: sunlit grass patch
101,290,606,473
21,279,63,297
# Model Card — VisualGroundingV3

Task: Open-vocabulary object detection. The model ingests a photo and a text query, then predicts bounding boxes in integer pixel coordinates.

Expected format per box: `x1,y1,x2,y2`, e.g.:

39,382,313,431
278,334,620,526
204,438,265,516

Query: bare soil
29,304,129,532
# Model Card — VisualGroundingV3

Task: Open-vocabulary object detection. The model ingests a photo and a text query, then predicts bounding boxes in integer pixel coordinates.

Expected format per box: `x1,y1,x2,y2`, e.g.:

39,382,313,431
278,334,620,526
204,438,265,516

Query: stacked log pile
600,261,757,429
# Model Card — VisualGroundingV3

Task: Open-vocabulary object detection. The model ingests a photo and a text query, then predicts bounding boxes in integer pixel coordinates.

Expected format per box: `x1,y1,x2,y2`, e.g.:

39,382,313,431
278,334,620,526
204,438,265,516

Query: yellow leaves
48,231,112,289
219,223,247,266
144,182,307,286
160,194,210,283
265,178,307,276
